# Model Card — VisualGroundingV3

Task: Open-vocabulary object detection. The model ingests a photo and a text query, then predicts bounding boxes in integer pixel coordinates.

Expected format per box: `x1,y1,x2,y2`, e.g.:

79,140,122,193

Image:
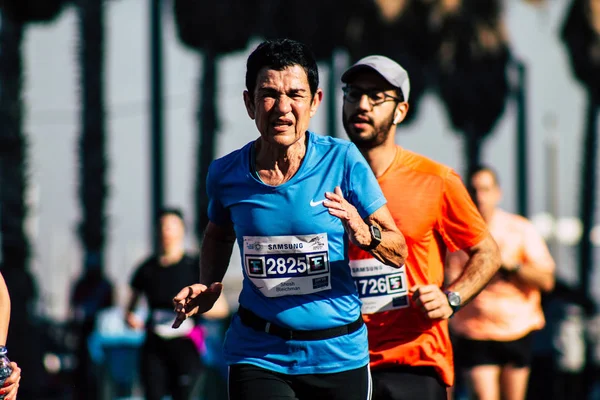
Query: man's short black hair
245,38,319,98
468,164,500,187
156,207,184,224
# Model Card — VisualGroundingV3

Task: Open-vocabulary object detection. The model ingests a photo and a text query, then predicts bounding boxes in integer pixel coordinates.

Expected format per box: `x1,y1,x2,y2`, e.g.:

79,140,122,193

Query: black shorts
228,363,372,400
453,332,534,369
371,366,447,400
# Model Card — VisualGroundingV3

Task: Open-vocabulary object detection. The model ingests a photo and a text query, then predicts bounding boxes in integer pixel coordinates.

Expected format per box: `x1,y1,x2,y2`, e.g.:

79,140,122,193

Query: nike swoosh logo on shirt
310,199,326,207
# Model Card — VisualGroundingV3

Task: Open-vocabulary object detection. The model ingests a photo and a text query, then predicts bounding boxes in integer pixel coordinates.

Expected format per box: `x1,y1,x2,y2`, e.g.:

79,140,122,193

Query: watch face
371,225,382,241
447,292,461,306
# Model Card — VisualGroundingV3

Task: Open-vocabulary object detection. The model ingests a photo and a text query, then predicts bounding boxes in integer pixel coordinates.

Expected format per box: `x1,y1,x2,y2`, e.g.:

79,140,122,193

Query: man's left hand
1,361,21,400
410,285,453,320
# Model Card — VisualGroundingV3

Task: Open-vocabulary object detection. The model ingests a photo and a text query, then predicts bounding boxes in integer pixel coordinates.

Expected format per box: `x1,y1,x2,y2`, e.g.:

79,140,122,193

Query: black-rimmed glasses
342,86,402,106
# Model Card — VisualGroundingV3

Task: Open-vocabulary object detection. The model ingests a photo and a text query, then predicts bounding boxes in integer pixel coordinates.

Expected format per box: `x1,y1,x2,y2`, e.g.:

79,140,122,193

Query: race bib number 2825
243,233,331,297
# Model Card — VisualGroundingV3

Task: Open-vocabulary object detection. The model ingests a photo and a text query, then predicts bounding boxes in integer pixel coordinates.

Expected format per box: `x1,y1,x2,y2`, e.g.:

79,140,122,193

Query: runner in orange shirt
446,166,555,400
340,55,502,400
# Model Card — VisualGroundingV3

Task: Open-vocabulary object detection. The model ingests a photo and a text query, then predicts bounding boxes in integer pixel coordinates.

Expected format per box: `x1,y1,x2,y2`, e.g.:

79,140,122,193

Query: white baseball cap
341,55,410,102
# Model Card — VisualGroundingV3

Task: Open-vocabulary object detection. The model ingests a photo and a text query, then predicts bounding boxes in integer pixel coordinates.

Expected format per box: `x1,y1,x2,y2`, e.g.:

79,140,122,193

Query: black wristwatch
444,291,462,317
365,224,382,250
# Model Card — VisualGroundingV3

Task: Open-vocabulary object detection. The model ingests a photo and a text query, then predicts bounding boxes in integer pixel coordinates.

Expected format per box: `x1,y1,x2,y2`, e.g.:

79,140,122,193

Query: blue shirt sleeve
206,161,231,226
344,143,387,218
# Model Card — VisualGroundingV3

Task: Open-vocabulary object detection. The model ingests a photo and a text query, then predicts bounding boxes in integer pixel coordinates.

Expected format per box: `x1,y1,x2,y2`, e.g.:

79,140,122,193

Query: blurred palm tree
0,2,69,397
0,0,68,271
343,0,510,169
435,0,510,177
72,1,113,397
345,0,436,125
75,0,109,276
0,0,67,23
561,0,600,393
258,0,362,136
0,8,28,272
258,0,350,61
173,0,257,239
561,0,600,308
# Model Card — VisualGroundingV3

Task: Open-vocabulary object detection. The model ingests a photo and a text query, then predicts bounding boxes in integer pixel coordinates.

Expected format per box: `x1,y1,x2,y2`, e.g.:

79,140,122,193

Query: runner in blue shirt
172,38,407,400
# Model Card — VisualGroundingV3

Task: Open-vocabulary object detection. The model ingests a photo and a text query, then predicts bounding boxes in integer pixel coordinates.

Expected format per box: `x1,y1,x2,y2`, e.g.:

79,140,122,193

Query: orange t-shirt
348,147,488,387
447,209,555,341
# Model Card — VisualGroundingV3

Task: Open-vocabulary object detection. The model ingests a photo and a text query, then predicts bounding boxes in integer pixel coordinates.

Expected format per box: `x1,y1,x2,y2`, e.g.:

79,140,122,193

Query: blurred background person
193,290,230,400
341,55,500,400
125,207,204,400
69,259,114,400
446,165,555,400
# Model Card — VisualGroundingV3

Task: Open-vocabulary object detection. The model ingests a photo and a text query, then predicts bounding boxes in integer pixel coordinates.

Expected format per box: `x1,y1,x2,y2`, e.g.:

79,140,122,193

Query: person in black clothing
125,208,203,400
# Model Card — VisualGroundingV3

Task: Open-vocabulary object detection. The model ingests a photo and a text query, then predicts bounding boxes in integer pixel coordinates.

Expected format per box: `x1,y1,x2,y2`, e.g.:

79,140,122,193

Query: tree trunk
327,53,338,138
0,10,29,270
149,0,165,252
513,60,528,217
578,88,599,400
0,12,47,400
463,124,483,180
195,50,218,240
76,0,108,272
73,3,114,398
578,89,599,299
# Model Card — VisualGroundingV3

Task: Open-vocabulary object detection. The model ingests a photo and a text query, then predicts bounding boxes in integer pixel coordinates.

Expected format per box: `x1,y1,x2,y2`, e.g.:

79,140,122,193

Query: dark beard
342,110,395,150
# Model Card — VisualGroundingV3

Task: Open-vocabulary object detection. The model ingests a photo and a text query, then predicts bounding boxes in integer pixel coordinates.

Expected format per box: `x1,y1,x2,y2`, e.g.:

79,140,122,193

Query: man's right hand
172,282,223,328
125,312,144,330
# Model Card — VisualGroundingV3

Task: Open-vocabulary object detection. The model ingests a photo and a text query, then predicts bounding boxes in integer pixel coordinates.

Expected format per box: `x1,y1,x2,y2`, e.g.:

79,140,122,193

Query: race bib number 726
350,258,409,314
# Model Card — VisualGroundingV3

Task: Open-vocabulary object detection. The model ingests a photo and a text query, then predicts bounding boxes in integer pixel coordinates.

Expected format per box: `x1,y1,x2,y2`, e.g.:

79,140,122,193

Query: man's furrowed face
244,65,322,148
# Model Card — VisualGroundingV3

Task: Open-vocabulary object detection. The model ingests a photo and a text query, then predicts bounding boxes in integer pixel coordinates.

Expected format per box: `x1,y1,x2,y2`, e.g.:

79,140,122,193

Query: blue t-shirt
207,131,386,374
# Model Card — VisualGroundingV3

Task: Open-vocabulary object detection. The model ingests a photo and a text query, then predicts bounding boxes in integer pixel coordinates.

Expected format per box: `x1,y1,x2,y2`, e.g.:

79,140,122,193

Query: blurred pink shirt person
447,208,555,341
446,166,555,400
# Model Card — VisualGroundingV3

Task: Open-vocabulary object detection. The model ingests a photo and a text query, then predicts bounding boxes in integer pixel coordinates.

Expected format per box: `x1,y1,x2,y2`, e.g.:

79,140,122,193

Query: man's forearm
446,233,501,305
0,303,9,345
362,206,408,268
371,230,407,268
125,292,140,315
199,222,236,286
0,275,10,345
512,265,555,292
